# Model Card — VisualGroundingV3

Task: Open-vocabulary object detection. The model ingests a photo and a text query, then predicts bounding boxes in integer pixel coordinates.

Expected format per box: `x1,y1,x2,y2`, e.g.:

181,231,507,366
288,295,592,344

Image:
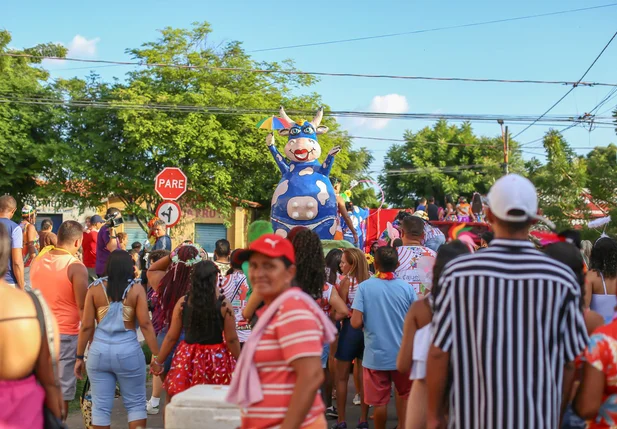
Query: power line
521,150,547,157
520,87,617,148
2,96,615,127
250,3,617,53
349,135,499,148
590,87,617,115
4,53,617,88
512,29,617,140
367,164,490,176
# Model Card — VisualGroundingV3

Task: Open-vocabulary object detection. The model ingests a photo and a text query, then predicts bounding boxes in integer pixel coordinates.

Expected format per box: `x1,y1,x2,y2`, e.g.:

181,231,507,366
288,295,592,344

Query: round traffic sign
156,201,182,228
155,167,188,201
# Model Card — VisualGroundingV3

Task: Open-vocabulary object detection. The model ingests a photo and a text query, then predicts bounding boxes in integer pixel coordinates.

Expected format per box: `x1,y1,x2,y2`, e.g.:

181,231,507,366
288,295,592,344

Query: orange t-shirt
30,251,82,335
241,293,325,429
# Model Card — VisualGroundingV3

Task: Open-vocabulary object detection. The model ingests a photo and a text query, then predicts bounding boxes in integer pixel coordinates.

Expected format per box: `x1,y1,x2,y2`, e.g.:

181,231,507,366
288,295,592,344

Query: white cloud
67,35,100,57
351,94,409,130
41,35,100,68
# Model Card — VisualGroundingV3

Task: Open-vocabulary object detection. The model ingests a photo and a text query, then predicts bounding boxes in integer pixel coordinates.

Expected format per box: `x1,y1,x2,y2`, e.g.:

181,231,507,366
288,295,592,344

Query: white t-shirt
395,246,437,295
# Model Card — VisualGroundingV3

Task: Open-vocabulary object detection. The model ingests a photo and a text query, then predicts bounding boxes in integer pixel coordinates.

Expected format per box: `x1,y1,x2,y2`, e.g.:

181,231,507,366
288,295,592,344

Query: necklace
374,272,396,280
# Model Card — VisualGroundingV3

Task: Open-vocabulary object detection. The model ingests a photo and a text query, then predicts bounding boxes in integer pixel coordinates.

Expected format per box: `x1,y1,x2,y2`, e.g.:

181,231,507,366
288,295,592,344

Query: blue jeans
87,339,146,426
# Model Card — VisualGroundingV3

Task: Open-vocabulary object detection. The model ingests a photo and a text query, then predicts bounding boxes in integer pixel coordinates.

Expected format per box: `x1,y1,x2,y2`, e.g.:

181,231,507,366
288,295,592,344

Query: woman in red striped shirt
228,234,337,429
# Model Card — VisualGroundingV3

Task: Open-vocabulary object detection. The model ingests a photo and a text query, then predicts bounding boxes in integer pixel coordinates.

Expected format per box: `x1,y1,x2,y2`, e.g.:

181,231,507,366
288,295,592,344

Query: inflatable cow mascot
267,107,340,239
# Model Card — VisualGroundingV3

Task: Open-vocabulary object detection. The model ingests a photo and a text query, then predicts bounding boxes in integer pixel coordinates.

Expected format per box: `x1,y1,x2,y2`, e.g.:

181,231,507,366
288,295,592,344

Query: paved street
66,378,400,428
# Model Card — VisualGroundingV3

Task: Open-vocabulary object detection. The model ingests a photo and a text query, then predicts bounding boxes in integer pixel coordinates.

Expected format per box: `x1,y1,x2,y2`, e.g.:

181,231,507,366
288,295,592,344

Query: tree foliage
378,120,524,207
526,130,588,229
586,144,617,207
43,22,375,227
0,30,67,203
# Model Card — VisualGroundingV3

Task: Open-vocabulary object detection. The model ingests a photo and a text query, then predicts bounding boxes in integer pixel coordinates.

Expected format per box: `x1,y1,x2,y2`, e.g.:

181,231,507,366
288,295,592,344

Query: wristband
76,355,85,360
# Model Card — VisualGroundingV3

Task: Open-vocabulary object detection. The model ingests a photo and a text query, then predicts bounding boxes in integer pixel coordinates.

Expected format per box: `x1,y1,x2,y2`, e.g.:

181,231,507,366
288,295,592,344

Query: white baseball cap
487,174,554,228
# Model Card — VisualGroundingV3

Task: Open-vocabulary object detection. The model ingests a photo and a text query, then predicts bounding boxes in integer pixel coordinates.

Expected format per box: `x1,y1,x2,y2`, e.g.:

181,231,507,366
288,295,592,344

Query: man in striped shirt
426,174,589,429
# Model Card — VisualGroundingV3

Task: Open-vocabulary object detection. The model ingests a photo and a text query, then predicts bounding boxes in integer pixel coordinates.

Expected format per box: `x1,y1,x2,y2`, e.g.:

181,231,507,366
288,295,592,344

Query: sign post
155,167,188,201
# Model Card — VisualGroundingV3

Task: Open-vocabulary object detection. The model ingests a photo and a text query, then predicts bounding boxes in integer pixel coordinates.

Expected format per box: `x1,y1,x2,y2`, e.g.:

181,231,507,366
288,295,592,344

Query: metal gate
123,219,148,248
194,223,227,254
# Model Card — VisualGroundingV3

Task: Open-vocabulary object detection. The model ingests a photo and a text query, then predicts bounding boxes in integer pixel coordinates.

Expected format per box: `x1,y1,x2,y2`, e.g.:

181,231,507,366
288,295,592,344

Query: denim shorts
335,318,364,362
321,343,331,369
156,328,184,374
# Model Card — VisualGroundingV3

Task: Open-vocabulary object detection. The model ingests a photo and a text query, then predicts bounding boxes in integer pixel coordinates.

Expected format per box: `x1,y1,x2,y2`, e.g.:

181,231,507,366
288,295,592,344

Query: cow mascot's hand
328,146,342,157
266,133,275,147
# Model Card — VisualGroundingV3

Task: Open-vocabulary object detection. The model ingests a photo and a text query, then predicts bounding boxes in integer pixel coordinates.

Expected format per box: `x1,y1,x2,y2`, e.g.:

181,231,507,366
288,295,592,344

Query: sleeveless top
410,324,432,380
590,272,617,323
345,276,359,309
317,283,335,315
89,277,137,324
221,271,252,343
410,297,434,380
182,295,225,345
30,249,81,335
91,279,140,345
20,221,39,267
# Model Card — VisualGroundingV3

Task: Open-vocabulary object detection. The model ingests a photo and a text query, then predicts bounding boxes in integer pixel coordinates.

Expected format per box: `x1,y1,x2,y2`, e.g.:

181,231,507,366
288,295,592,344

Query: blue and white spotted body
267,107,340,239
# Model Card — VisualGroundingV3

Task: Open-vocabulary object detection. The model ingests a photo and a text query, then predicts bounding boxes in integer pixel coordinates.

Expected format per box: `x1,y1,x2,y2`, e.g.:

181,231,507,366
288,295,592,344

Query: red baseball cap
232,233,296,266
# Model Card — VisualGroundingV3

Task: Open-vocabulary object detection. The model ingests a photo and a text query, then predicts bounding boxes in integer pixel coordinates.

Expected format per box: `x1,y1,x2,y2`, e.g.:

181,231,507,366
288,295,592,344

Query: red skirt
164,341,236,396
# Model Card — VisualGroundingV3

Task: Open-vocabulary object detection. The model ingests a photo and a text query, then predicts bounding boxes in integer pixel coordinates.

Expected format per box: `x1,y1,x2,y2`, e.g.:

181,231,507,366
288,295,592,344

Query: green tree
378,120,524,207
587,144,617,207
0,30,67,203
49,22,374,228
585,144,617,236
526,129,588,229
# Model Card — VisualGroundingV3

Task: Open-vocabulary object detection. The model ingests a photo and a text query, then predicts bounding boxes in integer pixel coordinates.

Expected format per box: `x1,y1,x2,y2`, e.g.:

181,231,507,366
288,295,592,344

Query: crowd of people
407,193,488,224
3,173,617,428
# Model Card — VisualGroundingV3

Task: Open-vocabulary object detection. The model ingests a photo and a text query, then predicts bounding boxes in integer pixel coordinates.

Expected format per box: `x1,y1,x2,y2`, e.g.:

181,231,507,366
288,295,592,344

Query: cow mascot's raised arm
267,106,340,239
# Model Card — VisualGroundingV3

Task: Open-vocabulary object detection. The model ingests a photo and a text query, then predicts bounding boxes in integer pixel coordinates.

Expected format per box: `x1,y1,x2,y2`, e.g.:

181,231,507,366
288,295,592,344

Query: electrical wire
4,53,617,88
349,135,499,148
520,86,617,148
373,164,491,176
512,29,617,140
1,95,615,126
250,3,617,53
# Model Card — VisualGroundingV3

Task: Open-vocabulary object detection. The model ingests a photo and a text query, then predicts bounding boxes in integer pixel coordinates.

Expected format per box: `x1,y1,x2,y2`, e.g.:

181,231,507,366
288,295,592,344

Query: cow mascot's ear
279,128,290,137
316,126,328,135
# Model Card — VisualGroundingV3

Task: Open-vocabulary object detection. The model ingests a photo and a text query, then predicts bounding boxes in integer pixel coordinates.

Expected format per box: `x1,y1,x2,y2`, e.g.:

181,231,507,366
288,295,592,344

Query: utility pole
504,126,509,175
497,120,508,175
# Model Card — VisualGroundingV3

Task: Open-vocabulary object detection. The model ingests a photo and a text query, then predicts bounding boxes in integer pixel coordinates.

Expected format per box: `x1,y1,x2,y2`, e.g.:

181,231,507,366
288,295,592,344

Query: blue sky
5,0,617,176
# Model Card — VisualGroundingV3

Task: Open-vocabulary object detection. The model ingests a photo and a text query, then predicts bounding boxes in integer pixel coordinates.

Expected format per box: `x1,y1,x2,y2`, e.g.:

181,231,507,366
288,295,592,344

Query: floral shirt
220,271,251,343
584,320,617,428
395,245,436,295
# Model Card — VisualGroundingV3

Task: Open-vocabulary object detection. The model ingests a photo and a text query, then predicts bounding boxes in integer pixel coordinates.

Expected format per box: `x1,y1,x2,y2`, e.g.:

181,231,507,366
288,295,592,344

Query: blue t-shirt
153,235,172,251
0,218,23,284
352,276,417,370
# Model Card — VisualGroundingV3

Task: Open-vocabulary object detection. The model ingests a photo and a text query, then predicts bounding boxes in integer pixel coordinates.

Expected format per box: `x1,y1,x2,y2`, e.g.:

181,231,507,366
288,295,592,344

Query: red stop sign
155,167,188,201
